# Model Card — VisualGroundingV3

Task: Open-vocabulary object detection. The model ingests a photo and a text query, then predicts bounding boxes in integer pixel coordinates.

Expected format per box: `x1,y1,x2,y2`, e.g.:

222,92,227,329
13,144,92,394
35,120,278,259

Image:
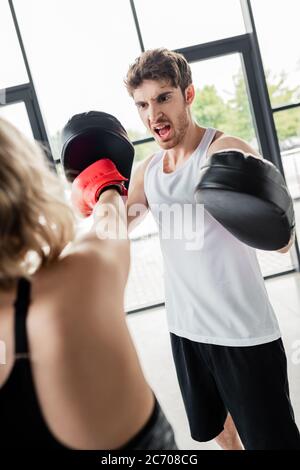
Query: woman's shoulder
33,242,126,318
29,243,127,356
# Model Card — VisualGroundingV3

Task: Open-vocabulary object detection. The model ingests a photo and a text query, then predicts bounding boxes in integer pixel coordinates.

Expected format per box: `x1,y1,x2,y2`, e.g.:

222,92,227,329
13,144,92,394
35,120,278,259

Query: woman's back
0,246,155,449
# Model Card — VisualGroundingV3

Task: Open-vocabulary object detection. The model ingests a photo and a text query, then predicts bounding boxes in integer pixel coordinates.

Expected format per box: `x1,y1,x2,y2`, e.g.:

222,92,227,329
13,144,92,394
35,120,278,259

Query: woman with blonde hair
0,117,177,450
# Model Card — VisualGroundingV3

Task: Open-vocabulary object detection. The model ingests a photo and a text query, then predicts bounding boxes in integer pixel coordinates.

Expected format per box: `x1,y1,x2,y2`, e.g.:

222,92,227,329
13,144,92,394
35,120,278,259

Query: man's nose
148,104,162,125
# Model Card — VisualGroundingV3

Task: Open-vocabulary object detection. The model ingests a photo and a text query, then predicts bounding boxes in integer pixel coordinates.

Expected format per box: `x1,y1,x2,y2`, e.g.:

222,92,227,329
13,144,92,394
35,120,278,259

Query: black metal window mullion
129,0,145,53
273,103,300,114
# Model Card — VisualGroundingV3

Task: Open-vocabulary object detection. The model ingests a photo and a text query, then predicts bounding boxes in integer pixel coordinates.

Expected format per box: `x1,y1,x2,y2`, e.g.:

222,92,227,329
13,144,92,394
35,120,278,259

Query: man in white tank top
124,48,300,450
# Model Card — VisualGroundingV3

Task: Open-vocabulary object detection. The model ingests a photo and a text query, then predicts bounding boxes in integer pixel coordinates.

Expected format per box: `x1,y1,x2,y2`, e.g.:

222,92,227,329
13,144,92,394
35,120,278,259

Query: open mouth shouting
153,123,172,141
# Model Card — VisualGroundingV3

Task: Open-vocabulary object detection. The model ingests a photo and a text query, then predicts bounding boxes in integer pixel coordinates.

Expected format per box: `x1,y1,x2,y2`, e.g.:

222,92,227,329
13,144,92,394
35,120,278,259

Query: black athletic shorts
170,333,300,450
119,395,178,450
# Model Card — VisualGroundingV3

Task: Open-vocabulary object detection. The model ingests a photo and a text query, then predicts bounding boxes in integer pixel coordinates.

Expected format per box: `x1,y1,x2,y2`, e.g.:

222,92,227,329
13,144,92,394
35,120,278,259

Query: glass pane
126,141,161,310
191,54,258,149
13,0,143,141
0,0,28,88
126,140,160,310
275,107,300,258
126,227,163,312
294,200,300,262
274,108,300,150
281,147,300,200
133,140,160,163
251,0,300,108
49,130,63,162
256,250,294,278
134,0,245,50
274,107,300,198
127,128,153,147
0,102,33,140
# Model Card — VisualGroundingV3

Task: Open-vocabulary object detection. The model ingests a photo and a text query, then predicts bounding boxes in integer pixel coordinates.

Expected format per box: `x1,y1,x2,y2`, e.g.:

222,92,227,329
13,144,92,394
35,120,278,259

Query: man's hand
277,231,295,254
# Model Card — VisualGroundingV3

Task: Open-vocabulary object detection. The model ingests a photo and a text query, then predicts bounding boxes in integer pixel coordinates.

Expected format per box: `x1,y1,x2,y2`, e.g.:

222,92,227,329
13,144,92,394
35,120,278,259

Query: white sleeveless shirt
144,127,281,346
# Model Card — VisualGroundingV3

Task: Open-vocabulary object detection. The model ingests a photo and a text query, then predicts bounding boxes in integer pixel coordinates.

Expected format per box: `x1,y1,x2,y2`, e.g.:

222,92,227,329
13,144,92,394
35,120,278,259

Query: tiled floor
127,272,300,450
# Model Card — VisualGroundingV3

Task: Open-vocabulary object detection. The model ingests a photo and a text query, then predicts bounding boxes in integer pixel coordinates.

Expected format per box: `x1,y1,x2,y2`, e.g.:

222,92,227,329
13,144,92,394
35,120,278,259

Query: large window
13,0,144,155
191,54,258,149
134,0,245,50
0,102,33,140
0,0,28,89
1,1,299,312
250,0,300,262
274,108,300,198
251,0,300,109
125,50,295,310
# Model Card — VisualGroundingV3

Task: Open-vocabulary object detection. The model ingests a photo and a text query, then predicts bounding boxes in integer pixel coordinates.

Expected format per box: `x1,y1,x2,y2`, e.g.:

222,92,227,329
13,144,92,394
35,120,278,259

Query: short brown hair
125,48,192,96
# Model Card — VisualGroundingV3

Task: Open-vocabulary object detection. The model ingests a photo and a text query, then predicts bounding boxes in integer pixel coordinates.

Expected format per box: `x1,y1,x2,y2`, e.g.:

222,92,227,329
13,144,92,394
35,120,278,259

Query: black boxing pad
194,150,295,251
61,111,134,186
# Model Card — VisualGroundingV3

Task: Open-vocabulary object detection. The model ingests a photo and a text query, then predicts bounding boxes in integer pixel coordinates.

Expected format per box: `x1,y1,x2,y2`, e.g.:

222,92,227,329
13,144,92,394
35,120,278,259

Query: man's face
133,79,193,150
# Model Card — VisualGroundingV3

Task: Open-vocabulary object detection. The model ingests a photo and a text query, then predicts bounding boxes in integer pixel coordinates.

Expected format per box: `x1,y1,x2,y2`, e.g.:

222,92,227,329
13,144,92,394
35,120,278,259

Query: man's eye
159,95,170,103
137,103,146,109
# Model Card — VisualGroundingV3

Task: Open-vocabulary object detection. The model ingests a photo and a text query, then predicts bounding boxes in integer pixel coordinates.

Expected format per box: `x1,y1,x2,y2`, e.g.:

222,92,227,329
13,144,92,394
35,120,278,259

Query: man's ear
185,84,195,105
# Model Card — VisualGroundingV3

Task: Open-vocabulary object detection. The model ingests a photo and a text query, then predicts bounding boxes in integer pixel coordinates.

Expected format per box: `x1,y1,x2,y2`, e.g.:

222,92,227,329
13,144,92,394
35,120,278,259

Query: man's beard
158,110,190,149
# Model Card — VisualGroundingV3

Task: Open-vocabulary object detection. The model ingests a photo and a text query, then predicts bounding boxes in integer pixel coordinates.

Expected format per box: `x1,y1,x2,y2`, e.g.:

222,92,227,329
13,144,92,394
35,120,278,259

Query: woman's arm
69,188,130,281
